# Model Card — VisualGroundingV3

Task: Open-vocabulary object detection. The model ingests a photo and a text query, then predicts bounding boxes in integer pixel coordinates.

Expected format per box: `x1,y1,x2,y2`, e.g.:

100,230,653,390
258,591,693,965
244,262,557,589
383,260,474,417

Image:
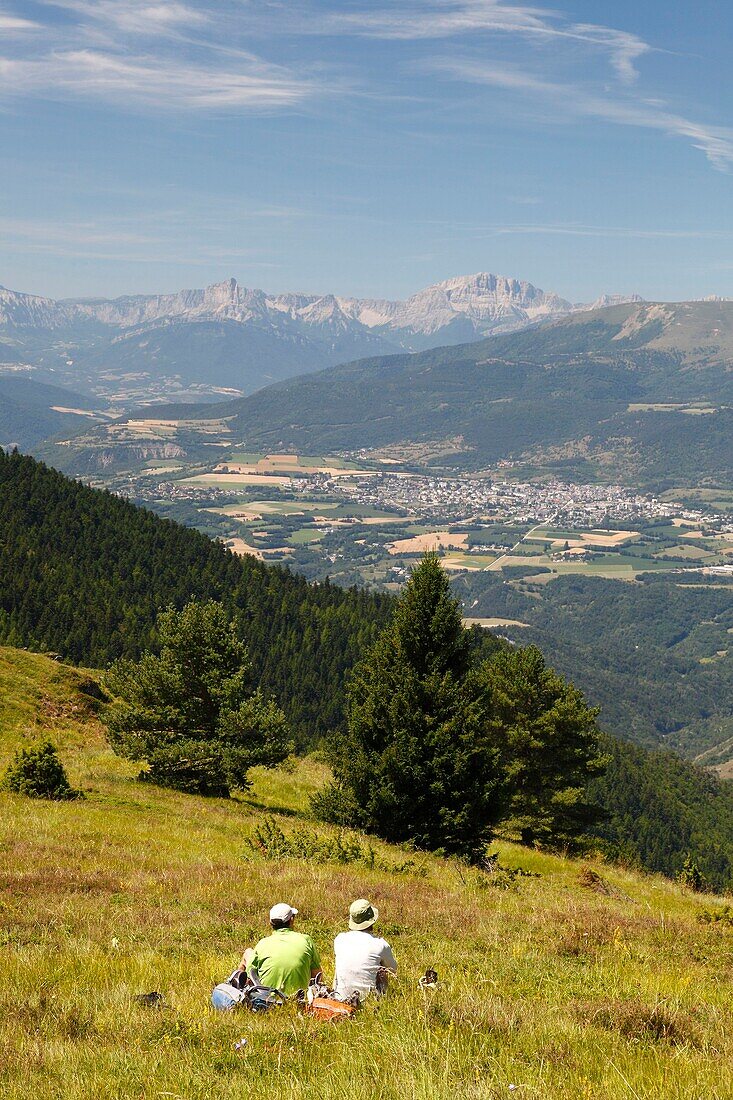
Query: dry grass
388,532,469,555
1,647,733,1098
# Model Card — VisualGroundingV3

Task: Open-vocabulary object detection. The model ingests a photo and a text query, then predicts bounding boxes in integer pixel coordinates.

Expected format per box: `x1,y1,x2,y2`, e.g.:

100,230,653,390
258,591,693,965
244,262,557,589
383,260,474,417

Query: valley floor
1,649,732,1099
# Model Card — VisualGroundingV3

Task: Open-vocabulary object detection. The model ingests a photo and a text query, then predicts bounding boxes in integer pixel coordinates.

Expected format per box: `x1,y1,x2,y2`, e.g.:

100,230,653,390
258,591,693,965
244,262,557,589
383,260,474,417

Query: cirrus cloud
424,57,733,171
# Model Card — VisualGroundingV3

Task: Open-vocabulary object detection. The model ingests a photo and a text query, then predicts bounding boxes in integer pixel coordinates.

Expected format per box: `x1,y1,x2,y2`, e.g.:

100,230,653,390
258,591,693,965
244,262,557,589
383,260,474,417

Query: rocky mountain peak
0,272,644,347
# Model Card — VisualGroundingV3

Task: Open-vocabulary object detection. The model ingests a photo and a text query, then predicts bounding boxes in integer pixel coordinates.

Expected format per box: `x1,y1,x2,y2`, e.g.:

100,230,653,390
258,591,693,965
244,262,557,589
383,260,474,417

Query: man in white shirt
334,898,397,1002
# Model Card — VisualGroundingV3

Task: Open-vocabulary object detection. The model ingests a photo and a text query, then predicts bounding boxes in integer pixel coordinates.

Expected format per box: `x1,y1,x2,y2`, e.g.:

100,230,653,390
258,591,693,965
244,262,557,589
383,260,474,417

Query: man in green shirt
238,903,321,996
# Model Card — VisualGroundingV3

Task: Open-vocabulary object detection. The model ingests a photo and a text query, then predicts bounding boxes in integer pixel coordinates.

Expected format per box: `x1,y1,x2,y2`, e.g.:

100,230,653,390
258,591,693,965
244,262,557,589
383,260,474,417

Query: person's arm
380,940,397,973
309,938,323,979
238,946,256,973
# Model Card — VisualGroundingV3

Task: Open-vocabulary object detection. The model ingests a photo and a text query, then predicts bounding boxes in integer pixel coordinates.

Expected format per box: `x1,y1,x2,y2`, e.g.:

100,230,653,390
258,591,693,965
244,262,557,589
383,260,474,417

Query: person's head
348,898,378,932
269,902,298,930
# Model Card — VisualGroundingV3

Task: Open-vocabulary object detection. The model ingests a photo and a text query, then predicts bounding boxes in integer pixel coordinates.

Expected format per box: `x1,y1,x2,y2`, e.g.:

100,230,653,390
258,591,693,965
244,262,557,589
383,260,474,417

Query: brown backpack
304,995,357,1022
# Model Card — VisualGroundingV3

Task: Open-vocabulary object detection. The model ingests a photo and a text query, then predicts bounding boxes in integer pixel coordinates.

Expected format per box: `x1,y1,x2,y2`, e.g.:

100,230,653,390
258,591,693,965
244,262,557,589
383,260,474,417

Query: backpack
304,996,357,1022
302,979,358,1023
211,970,287,1013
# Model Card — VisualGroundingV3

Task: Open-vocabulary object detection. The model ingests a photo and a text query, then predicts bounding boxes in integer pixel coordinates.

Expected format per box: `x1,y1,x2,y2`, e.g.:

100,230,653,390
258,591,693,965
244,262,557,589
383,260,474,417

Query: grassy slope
1,647,732,1100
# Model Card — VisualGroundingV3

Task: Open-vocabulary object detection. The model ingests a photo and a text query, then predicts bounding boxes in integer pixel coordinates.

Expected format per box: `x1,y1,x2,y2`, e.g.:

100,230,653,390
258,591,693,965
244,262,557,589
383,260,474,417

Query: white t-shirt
333,930,397,1001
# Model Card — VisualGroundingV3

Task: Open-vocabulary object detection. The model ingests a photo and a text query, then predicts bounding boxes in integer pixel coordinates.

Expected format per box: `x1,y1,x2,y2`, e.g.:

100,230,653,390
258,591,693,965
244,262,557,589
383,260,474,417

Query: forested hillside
453,573,733,761
591,735,733,889
0,377,100,449
181,301,733,486
0,449,391,746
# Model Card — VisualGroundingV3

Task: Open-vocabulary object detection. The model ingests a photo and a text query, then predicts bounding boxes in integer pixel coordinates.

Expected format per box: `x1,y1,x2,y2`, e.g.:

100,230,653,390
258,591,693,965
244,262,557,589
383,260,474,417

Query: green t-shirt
250,928,321,996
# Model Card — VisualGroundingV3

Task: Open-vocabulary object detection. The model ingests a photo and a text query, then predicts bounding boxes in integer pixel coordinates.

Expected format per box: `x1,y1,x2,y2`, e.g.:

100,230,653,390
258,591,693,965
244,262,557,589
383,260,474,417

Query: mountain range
0,273,639,342
170,299,733,487
0,273,640,400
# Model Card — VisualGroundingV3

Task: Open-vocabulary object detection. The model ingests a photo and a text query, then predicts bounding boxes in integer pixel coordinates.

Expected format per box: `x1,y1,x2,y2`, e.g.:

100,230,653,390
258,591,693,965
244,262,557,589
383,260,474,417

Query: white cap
269,902,298,923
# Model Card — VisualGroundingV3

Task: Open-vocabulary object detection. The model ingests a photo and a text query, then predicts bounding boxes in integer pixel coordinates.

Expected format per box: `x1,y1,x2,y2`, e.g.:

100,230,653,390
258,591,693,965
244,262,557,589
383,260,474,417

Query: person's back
334,899,397,1001
250,927,320,996
239,903,321,997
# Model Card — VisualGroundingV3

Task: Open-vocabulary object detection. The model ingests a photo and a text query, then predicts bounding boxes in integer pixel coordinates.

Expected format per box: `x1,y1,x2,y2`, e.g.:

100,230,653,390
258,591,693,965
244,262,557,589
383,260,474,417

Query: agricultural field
76,443,733,591
2,647,733,1100
626,402,721,415
662,488,733,513
181,472,296,488
136,472,733,586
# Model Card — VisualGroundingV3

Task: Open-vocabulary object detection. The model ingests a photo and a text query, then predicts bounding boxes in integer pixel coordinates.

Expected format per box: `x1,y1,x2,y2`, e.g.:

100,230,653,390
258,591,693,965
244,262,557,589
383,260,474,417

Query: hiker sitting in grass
334,898,397,1002
237,903,322,997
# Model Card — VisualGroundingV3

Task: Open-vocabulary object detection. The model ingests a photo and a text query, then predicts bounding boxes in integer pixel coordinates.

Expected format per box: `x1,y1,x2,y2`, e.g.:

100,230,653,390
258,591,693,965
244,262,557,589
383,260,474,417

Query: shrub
577,865,613,895
246,816,423,875
677,855,708,893
310,780,362,828
478,851,540,890
697,905,733,926
2,741,81,801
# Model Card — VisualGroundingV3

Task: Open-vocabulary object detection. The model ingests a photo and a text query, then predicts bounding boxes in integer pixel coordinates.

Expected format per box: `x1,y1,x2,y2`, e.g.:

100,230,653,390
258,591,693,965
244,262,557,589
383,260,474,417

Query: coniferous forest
1,448,732,888
0,449,391,746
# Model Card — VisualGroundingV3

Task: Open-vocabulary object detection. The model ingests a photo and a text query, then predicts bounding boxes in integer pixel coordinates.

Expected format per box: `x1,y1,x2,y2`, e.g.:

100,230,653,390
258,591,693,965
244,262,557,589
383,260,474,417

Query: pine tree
476,645,608,848
316,554,606,860
104,600,292,796
320,554,504,858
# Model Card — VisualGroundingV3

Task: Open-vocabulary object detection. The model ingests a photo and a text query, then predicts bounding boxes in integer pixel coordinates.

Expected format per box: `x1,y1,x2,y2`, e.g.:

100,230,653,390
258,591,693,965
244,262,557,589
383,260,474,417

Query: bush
677,855,708,893
246,816,423,875
2,741,81,801
310,781,362,828
473,852,540,891
697,905,733,926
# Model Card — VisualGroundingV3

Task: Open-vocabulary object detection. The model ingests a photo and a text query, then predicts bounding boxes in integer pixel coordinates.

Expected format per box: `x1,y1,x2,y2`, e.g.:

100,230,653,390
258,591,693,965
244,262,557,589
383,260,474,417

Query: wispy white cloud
0,214,166,247
0,1,316,112
423,215,733,241
570,24,648,85
0,10,40,32
0,0,728,176
426,58,733,170
0,204,305,263
490,223,733,240
0,47,313,111
0,196,309,240
323,1,650,84
45,0,208,35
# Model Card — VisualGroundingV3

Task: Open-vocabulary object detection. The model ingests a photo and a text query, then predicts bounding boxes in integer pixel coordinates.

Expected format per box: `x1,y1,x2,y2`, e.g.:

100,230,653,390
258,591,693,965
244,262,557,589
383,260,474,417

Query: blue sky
2,1,732,302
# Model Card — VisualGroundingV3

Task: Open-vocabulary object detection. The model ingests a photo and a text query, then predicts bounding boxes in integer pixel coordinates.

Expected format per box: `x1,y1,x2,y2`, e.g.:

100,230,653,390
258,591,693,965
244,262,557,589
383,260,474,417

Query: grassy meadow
1,648,733,1099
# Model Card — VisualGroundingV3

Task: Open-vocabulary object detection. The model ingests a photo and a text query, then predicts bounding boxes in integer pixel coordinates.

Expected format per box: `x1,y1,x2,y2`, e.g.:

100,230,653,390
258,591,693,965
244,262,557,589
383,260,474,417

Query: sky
1,0,733,303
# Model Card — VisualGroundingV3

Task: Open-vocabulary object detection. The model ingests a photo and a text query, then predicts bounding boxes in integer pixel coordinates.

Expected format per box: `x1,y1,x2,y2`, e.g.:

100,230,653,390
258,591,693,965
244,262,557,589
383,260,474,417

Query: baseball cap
269,902,298,923
348,898,378,930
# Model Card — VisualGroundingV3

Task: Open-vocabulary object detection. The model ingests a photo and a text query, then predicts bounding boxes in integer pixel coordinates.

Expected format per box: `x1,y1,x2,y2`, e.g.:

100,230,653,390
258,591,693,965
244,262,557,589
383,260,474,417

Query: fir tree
2,741,80,800
476,646,608,848
321,554,504,858
318,554,606,859
104,600,292,796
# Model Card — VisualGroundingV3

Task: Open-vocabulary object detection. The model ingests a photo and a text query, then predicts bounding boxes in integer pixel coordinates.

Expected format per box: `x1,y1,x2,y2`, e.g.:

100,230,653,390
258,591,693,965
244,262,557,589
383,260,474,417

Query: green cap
349,898,378,930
